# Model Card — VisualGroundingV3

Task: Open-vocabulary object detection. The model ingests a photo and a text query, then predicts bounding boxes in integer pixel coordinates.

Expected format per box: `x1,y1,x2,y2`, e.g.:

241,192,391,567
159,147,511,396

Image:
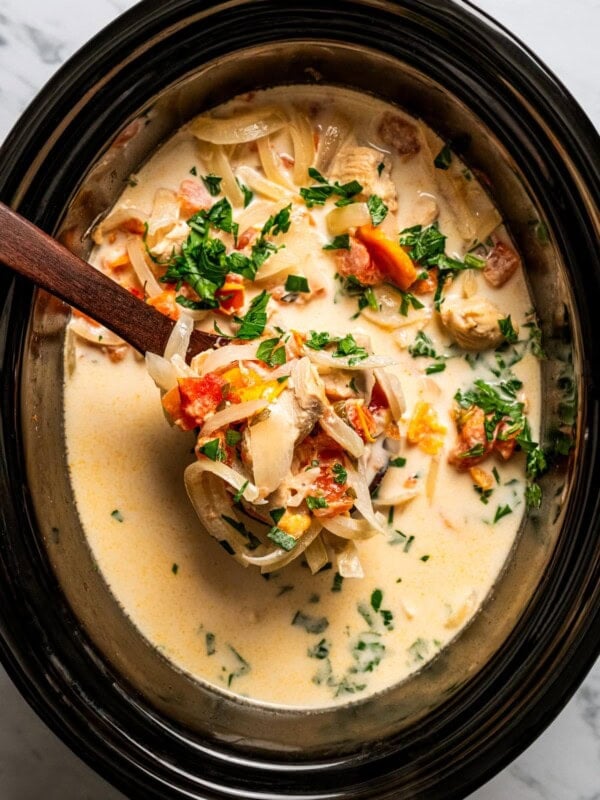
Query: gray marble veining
0,0,598,798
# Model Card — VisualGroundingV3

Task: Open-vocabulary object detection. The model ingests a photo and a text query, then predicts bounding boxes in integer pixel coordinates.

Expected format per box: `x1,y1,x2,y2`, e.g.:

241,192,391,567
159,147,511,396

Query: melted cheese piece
64,86,541,708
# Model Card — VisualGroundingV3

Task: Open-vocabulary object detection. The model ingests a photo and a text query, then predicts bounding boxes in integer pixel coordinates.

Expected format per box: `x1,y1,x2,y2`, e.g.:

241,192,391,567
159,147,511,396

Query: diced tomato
120,218,146,236
296,433,354,517
410,267,438,295
448,406,492,469
147,289,180,321
177,374,227,428
129,286,145,300
161,385,196,431
178,179,212,218
368,380,390,414
236,227,258,250
345,401,377,443
334,236,385,286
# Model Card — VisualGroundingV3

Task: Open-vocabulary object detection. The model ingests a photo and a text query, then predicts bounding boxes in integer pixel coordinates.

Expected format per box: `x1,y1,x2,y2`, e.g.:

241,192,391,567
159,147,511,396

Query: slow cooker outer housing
0,1,599,798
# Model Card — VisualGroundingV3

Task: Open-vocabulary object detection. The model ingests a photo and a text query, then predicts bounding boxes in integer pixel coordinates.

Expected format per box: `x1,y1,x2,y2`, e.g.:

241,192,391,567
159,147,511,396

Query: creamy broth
64,87,542,708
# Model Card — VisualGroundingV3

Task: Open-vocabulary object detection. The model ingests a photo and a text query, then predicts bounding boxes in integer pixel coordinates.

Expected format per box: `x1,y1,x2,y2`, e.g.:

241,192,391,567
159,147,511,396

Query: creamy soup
64,86,544,708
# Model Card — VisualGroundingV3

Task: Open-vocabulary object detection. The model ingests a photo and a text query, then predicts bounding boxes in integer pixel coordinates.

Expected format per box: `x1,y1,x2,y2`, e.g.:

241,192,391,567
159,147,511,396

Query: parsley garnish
256,336,287,367
304,331,368,365
308,639,330,659
332,572,344,592
408,330,437,358
377,161,384,176
389,457,406,467
499,316,519,344
284,275,310,293
268,526,297,551
398,290,425,316
199,438,226,462
111,509,124,522
205,631,216,655
270,508,286,524
189,166,198,176
434,144,452,170
323,234,351,251
225,429,242,446
235,291,270,339
426,362,446,375
236,178,253,208
300,167,363,208
292,611,329,634
367,194,388,226
493,504,513,523
337,274,378,316
201,173,222,196
332,463,347,485
306,496,329,511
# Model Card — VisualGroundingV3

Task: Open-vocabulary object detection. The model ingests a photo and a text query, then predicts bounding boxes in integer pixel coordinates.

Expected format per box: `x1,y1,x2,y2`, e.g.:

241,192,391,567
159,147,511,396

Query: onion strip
191,107,287,145
305,534,329,574
201,398,269,437
126,237,163,298
236,166,294,202
257,135,295,189
337,541,365,579
321,515,378,541
191,343,259,375
164,311,193,361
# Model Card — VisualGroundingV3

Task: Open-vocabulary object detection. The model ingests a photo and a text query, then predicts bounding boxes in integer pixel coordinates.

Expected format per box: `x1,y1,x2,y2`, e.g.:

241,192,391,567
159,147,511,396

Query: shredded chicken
329,146,398,211
440,295,513,351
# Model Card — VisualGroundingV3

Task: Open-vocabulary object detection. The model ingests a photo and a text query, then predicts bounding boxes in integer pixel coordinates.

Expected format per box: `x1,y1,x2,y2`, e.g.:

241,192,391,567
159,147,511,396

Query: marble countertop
0,0,598,797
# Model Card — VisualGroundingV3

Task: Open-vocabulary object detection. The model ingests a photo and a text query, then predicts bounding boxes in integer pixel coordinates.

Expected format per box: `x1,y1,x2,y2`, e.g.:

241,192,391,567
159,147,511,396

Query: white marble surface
0,0,598,798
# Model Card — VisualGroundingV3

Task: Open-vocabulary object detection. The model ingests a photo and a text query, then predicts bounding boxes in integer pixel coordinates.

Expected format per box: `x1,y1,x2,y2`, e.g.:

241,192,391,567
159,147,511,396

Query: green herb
277,585,294,597
292,611,329,634
256,336,287,367
493,504,513,523
389,457,406,467
199,438,226,462
201,173,222,197
270,508,286,524
528,219,550,245
420,555,430,562
205,631,216,655
460,443,486,458
305,330,334,350
351,632,385,673
499,316,519,344
377,161,385,176
338,274,378,315
308,639,330,659
332,463,347,485
236,178,253,208
525,483,542,509
225,645,250,686
128,177,138,188
434,144,452,170
387,506,395,526
300,167,363,208
268,526,297,551
492,467,500,484
189,166,198,176
111,509,124,522
221,515,261,549
225,429,242,447
334,333,368,364
367,194,388,226
464,252,486,269
474,485,493,504
398,290,425,316
234,291,270,339
284,275,310,293
408,638,429,662
306,496,329,511
323,234,351,251
408,330,437,358
426,362,446,375
171,563,179,575
371,589,383,612
332,572,344,592
523,316,546,359
232,481,249,504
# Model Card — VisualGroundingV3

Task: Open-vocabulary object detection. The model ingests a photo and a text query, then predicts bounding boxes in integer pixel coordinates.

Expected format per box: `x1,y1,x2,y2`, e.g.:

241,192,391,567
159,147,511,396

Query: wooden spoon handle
0,202,217,359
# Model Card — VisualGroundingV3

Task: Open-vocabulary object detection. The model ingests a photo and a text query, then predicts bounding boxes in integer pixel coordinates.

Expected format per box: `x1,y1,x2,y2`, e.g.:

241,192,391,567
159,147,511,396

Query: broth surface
64,86,541,708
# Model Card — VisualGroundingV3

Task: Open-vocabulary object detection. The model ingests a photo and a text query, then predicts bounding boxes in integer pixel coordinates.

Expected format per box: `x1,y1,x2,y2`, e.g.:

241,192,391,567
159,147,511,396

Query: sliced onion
236,166,294,201
326,203,371,235
305,348,396,372
212,145,245,207
92,205,147,244
249,391,297,495
320,408,364,458
347,461,387,534
426,456,440,503
235,199,277,232
289,111,315,186
257,135,295,189
126,237,163,297
337,541,365,579
185,458,259,504
241,520,322,572
321,515,378,541
145,352,178,391
191,107,287,145
147,188,180,244
372,488,418,507
282,467,320,507
201,398,269,437
164,311,193,361
191,343,259,375
305,534,329,574
170,353,195,378
374,368,405,421
69,315,124,347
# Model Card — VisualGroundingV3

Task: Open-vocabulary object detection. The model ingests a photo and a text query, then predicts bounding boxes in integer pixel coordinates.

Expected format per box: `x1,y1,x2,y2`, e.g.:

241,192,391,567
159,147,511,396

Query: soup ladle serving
0,201,218,360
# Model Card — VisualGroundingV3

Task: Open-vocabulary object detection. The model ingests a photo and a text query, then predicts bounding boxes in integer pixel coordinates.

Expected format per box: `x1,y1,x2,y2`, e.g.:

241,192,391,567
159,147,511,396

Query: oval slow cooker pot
0,1,599,798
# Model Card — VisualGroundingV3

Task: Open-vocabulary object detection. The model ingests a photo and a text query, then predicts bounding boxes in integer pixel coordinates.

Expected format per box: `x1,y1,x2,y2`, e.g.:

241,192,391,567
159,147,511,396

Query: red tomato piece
178,374,226,428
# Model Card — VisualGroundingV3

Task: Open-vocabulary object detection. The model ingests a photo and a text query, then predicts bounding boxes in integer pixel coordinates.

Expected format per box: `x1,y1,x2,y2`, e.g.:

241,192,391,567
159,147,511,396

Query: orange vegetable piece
104,252,130,272
356,224,418,290
216,274,245,315
147,289,180,321
469,466,494,491
407,401,446,455
161,386,196,431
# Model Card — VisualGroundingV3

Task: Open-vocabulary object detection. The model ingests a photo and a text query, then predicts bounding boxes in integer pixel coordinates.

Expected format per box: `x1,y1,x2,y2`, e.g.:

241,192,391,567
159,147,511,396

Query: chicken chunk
483,241,520,288
377,112,421,158
440,295,517,351
335,236,385,285
329,147,398,211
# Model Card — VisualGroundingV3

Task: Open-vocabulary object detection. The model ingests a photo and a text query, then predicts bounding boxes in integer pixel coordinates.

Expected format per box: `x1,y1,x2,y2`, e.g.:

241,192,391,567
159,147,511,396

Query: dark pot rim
0,1,599,799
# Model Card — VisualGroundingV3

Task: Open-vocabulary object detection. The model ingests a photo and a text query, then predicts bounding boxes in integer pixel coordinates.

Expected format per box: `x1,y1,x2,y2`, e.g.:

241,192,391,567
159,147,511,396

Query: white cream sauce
64,87,541,708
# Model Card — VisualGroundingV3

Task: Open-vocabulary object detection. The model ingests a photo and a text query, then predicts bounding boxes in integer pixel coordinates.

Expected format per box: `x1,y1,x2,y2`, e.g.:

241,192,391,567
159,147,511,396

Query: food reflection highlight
64,86,544,707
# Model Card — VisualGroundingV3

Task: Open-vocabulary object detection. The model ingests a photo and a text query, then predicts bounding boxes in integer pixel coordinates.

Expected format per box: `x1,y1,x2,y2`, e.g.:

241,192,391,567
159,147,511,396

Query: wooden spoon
0,202,218,360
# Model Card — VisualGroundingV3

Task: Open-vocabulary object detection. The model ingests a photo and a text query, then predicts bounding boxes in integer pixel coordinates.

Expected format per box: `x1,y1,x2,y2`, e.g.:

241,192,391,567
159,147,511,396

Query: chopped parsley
270,508,286,524
201,173,222,196
367,194,388,226
306,496,329,511
389,457,406,467
337,274,378,316
305,331,369,365
111,509,124,522
205,631,216,655
323,234,351,251
171,563,179,575
284,274,310,293
408,330,437,358
232,481,249,504
434,143,452,170
189,166,198,176
332,463,347,485
499,316,519,344
236,178,253,208
308,639,330,659
267,526,297,551
370,589,383,612
234,291,270,339
225,429,242,446
332,572,344,592
300,167,363,208
493,504,513,523
199,438,226,462
292,610,329,634
398,290,425,316
377,161,385,176
256,336,287,366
